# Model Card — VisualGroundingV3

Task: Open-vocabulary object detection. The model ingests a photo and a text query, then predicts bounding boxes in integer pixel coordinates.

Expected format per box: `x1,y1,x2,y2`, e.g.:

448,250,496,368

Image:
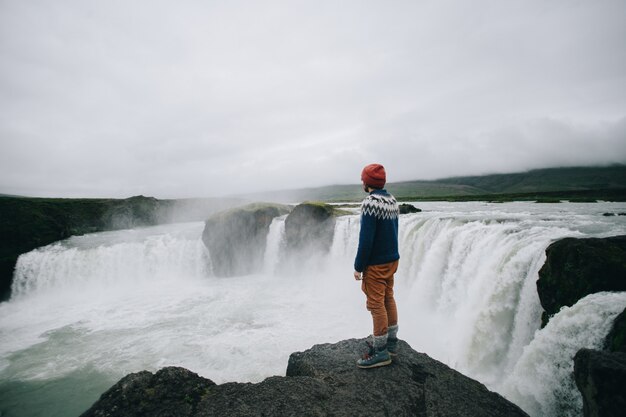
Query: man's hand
354,271,362,280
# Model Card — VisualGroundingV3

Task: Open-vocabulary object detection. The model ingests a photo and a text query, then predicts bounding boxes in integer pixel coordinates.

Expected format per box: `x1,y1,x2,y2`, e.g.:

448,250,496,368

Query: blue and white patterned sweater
354,189,400,272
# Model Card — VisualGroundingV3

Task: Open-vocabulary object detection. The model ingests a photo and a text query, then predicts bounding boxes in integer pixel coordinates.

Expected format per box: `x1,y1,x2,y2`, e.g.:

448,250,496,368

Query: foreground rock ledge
81,339,528,417
574,348,626,417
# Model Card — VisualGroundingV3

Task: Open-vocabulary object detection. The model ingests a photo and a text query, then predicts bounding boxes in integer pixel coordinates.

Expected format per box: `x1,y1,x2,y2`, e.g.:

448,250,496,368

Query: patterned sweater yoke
362,193,399,220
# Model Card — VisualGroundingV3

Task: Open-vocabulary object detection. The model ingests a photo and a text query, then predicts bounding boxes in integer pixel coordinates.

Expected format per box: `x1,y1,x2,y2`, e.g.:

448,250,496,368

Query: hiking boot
357,344,391,368
357,340,392,369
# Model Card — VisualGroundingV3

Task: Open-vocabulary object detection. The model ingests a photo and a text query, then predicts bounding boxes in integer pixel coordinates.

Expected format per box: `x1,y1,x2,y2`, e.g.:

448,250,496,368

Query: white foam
263,215,287,275
11,224,211,298
498,292,626,417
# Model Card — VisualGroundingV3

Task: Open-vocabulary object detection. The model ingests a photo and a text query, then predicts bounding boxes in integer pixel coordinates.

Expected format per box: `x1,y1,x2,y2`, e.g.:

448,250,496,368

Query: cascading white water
325,202,626,416
395,215,579,382
1,201,625,417
500,291,626,417
11,223,212,298
263,215,287,275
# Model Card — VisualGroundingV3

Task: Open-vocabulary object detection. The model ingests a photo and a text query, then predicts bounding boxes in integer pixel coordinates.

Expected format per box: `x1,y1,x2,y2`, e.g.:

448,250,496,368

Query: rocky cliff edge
81,338,528,417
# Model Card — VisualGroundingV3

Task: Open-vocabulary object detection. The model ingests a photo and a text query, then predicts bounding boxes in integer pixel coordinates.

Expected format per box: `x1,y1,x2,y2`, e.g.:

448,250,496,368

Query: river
1,201,625,416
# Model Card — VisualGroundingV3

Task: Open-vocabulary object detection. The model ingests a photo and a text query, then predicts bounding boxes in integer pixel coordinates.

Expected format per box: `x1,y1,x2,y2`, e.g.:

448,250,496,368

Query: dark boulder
399,203,421,214
286,339,528,417
574,348,626,417
605,308,626,352
536,235,626,327
80,367,216,417
81,338,529,417
202,203,290,276
282,202,338,267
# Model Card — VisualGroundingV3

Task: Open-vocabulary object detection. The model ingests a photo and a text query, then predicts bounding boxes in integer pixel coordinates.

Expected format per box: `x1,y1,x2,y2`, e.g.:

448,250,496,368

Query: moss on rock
202,203,290,276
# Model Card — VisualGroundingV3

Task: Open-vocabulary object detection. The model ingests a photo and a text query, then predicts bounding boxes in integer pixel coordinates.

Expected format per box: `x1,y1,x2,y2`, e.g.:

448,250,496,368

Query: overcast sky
1,0,625,198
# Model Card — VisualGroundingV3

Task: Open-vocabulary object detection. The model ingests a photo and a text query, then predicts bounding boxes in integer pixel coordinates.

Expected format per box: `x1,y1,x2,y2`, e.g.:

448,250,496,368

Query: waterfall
11,223,212,298
3,202,626,417
499,292,626,417
263,215,287,274
324,205,626,417
329,213,582,384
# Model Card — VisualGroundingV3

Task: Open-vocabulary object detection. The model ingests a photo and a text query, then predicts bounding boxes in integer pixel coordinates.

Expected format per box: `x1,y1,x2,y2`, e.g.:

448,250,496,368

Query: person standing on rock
354,163,400,368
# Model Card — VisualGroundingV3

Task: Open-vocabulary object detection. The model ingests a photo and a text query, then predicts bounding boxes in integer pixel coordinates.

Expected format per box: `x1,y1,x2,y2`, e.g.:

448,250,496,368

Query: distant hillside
249,165,626,202
261,182,484,202
432,166,626,194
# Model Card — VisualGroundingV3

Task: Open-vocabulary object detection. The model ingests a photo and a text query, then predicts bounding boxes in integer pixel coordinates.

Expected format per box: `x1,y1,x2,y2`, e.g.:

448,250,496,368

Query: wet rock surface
80,367,216,417
399,203,421,214
605,308,626,352
284,202,337,254
536,235,626,326
280,202,339,271
574,348,626,417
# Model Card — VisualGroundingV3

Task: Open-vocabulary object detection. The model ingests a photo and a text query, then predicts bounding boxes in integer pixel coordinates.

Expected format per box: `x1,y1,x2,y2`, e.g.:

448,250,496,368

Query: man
354,163,400,369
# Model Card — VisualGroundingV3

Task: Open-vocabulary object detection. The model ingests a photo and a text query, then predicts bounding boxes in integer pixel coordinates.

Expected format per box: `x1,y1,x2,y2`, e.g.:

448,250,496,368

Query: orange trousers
361,259,399,336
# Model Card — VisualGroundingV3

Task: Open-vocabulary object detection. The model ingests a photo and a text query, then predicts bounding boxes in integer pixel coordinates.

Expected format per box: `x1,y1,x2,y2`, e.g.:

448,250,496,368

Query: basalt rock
80,367,216,417
605,308,626,352
536,235,626,327
202,203,290,276
281,202,339,269
81,338,529,417
574,348,626,417
284,338,528,417
399,203,421,214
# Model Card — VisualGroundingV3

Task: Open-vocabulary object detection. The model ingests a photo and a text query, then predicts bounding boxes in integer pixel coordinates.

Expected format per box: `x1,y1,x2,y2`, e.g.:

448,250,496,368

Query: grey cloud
1,0,625,198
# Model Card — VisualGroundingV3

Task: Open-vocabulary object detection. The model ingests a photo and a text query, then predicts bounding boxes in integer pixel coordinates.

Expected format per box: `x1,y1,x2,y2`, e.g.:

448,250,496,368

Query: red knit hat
361,164,386,188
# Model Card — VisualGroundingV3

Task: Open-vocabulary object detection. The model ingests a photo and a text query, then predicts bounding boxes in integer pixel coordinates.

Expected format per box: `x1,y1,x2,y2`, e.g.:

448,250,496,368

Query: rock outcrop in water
605,309,626,352
202,203,291,276
279,202,348,271
574,348,626,417
536,235,626,327
80,338,528,417
399,203,421,214
572,307,626,417
284,202,337,253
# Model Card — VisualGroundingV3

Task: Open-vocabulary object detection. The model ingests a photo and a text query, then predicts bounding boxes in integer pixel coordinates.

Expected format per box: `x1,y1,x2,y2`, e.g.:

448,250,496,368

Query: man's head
361,163,386,191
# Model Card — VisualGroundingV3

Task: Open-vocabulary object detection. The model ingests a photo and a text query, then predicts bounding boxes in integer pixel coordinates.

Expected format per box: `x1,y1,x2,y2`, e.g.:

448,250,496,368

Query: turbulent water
1,202,626,417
